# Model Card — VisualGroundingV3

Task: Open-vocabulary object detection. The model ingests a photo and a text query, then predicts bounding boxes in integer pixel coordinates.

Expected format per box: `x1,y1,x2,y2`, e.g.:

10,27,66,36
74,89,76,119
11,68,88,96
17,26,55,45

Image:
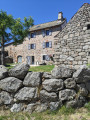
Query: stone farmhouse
2,12,66,65
54,3,90,69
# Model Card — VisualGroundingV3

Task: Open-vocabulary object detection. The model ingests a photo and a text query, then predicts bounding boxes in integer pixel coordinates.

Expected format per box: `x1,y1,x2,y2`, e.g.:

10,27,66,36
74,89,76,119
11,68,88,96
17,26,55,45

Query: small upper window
31,32,36,38
46,42,49,48
31,44,34,49
46,30,50,36
87,24,90,30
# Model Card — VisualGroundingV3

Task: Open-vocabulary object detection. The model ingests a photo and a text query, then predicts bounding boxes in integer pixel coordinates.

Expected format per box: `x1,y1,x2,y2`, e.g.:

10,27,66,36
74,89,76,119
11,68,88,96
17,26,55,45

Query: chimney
58,12,63,21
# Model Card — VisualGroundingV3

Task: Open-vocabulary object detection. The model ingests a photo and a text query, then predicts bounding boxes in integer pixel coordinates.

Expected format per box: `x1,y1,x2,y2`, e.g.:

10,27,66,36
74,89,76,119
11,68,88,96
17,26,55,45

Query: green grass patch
84,102,90,111
29,65,54,72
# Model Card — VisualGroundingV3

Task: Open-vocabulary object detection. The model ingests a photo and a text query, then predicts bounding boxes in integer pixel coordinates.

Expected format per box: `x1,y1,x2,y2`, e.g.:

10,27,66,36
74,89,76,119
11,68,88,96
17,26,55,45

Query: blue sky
0,0,90,25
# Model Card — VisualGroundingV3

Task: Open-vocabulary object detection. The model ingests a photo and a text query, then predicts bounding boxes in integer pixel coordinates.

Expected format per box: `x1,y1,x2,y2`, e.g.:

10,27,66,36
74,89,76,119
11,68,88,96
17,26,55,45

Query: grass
5,63,54,72
0,104,90,120
29,65,54,72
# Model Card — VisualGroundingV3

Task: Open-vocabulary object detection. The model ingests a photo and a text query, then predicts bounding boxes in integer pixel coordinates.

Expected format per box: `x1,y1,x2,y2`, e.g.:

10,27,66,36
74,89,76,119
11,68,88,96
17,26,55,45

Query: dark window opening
87,24,90,30
43,55,46,60
46,30,50,36
31,44,34,49
46,42,49,48
31,33,35,38
88,52,90,56
32,56,34,64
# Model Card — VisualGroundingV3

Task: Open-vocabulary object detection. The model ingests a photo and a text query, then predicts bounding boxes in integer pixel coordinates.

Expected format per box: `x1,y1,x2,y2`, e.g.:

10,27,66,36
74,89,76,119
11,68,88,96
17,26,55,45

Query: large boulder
52,66,75,79
0,65,8,80
15,87,38,101
42,72,52,79
25,102,48,113
40,90,58,102
8,63,30,80
64,78,76,89
23,72,42,87
73,65,90,83
0,77,22,93
42,79,64,92
59,89,76,101
0,91,13,105
86,82,90,92
66,100,77,108
49,101,62,111
10,103,23,112
76,84,88,96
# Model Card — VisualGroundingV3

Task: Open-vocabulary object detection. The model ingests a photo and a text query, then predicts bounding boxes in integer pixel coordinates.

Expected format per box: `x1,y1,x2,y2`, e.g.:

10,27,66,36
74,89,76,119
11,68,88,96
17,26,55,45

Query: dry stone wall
54,3,90,69
0,63,90,113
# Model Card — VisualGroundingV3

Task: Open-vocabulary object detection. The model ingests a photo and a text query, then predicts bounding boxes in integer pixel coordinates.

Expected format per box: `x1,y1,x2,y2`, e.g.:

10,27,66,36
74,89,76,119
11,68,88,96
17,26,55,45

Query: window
42,29,52,37
43,41,52,49
28,44,36,50
46,42,49,48
87,24,90,30
31,44,34,49
26,56,35,65
46,30,50,36
43,55,50,61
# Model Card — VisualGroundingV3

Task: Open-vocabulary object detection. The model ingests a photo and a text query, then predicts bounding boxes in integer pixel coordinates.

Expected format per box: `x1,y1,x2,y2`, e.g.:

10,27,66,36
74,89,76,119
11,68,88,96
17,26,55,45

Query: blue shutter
34,44,36,49
49,29,52,35
34,32,36,38
43,42,46,49
28,33,31,40
28,44,31,50
42,30,45,37
49,41,52,48
46,55,50,61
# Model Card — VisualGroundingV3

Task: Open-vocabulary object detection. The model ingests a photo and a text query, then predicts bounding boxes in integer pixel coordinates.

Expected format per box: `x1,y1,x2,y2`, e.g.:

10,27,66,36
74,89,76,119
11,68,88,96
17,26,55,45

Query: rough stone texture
40,90,58,102
10,103,23,112
0,65,8,80
64,78,76,88
0,91,13,105
59,89,76,101
23,72,42,87
49,101,62,111
25,102,48,113
66,100,77,108
85,82,90,92
54,3,90,69
76,84,88,96
15,87,38,101
42,79,64,92
42,72,52,79
51,66,74,78
8,63,30,80
0,77,22,93
73,65,90,83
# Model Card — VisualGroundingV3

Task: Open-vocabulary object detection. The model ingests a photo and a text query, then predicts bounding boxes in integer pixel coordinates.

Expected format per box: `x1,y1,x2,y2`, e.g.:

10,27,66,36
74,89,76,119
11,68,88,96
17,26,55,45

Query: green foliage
84,102,90,111
58,106,75,115
0,116,8,120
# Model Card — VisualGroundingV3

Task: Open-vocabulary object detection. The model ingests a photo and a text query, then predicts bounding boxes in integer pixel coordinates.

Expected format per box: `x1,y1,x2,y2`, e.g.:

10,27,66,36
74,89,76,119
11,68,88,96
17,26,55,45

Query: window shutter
43,42,46,49
28,33,31,40
49,29,52,35
27,56,31,65
46,55,50,61
49,41,52,48
34,32,36,38
42,30,45,37
34,44,36,49
28,44,31,50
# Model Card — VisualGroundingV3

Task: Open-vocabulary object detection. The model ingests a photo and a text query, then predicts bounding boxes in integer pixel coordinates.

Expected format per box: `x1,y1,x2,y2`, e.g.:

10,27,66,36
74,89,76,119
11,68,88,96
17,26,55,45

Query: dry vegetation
0,103,90,120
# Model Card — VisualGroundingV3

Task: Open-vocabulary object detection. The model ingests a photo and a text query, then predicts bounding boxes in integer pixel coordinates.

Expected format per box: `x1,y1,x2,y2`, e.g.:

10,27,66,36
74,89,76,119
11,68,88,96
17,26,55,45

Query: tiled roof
29,19,66,32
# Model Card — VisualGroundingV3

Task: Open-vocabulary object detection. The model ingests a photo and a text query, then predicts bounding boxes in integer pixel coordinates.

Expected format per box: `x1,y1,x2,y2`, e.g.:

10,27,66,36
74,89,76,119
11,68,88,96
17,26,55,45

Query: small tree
0,10,34,65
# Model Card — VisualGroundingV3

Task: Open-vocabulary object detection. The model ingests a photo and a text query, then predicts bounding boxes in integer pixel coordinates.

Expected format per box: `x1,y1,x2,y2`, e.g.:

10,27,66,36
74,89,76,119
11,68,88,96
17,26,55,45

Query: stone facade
54,3,90,69
2,12,66,65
